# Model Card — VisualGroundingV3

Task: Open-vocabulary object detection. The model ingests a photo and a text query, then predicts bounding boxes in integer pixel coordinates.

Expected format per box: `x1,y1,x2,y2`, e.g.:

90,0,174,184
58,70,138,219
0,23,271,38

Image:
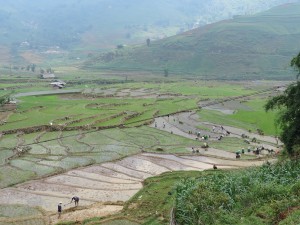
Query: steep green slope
0,0,298,66
84,3,300,79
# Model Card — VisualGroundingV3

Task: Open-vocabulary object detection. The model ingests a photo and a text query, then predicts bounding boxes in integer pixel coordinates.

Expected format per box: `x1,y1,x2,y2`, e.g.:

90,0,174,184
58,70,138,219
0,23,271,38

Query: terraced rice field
0,82,283,224
0,151,268,224
0,113,275,223
0,110,279,188
1,87,198,132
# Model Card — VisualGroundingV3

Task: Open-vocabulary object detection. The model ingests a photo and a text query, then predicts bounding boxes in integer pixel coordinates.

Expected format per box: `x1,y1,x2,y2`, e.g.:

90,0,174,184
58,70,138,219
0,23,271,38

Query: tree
46,68,54,73
164,68,169,77
31,64,36,72
0,94,10,106
0,97,7,106
265,53,300,157
146,38,150,47
291,52,300,80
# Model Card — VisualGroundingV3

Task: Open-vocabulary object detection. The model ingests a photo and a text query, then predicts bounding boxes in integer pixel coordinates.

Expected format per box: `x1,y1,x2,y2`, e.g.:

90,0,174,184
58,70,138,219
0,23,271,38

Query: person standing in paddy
58,202,62,218
71,196,80,206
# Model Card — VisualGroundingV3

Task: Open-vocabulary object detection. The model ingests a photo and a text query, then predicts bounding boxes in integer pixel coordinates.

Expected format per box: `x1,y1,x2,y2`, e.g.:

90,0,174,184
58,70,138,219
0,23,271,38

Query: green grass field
198,98,279,135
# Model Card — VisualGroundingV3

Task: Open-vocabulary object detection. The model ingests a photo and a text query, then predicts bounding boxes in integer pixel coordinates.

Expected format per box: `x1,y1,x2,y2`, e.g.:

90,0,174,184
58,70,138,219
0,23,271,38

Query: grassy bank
175,160,300,225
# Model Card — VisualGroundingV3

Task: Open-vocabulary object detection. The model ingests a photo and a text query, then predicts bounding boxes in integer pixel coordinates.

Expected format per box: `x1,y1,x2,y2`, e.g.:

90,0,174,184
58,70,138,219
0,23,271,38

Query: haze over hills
84,3,300,80
0,0,298,66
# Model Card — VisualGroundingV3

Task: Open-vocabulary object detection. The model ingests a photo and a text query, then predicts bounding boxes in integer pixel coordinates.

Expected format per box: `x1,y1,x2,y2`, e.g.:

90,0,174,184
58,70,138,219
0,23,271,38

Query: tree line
7,64,54,74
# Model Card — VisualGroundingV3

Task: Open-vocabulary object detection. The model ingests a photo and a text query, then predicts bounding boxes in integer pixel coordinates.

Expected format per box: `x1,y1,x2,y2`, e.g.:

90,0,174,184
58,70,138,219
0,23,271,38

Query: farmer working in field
71,196,80,206
58,202,62,218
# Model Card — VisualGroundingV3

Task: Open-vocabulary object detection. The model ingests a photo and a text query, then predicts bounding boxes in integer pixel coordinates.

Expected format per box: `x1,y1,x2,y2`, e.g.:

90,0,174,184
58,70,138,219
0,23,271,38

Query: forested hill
84,3,300,80
0,0,298,51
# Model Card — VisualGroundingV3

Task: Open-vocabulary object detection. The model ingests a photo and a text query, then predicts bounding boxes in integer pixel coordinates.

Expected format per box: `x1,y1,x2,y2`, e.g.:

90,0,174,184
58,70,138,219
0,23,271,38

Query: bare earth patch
50,203,123,225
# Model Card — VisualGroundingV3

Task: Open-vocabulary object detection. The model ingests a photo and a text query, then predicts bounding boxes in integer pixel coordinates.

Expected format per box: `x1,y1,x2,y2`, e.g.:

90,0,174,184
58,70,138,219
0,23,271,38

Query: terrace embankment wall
2,124,121,135
1,108,193,136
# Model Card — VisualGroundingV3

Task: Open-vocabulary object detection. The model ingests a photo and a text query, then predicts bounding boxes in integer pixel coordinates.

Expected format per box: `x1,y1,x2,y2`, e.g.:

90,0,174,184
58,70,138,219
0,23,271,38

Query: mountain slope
0,0,298,66
84,3,300,79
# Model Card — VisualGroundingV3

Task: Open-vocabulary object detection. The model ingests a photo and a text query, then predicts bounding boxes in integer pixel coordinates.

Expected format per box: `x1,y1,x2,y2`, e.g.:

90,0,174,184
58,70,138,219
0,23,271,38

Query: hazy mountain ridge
0,0,297,51
84,3,300,79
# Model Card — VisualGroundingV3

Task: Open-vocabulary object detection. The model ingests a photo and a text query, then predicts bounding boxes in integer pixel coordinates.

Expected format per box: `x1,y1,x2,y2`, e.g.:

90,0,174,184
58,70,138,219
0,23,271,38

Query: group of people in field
58,196,79,218
190,123,279,162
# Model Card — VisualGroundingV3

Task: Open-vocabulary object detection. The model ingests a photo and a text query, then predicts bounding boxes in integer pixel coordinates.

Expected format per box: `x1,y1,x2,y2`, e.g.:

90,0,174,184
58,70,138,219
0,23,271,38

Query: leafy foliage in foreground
175,160,300,225
265,52,300,157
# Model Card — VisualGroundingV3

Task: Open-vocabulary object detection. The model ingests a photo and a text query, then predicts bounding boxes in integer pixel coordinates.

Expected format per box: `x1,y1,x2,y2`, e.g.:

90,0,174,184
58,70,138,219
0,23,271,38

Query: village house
50,80,66,89
40,73,56,79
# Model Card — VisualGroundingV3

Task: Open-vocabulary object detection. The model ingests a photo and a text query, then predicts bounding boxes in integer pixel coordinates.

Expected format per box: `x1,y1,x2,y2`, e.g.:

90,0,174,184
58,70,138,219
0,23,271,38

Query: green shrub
175,160,300,225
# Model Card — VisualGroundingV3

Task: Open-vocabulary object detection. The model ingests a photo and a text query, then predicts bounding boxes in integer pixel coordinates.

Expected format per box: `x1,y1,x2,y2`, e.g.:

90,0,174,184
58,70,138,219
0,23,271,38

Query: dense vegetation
265,53,300,156
175,160,300,225
0,94,10,106
85,3,300,79
265,87,300,156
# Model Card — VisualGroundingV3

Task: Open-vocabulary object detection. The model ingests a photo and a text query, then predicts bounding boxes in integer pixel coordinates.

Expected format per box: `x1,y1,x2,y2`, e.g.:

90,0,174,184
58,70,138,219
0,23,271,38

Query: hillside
0,0,297,65
84,3,300,80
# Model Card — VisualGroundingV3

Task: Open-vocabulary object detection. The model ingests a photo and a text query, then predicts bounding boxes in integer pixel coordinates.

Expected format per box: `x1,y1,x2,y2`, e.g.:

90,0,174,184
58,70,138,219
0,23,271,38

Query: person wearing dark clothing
256,148,260,155
58,202,62,218
71,196,79,206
